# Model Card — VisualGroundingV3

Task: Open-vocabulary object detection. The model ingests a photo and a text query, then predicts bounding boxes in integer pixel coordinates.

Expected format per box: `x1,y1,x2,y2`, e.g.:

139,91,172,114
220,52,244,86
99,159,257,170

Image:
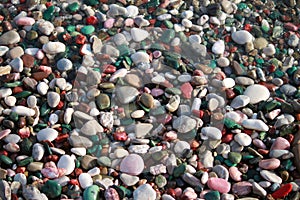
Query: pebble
244,84,270,104
120,173,139,186
259,158,280,170
242,119,269,131
207,177,231,193
37,128,58,142
11,106,35,116
131,51,150,65
173,115,196,133
133,184,156,200
212,40,225,54
231,30,254,45
47,92,60,108
57,58,73,71
234,133,252,146
131,28,149,42
232,181,252,196
120,154,144,175
260,170,282,183
42,42,66,54
201,127,222,140
57,155,75,175
231,95,250,109
0,30,21,45
79,173,93,189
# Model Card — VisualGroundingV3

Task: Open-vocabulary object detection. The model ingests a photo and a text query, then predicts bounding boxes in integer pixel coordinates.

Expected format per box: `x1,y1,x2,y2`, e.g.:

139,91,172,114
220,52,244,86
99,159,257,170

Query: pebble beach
0,0,300,199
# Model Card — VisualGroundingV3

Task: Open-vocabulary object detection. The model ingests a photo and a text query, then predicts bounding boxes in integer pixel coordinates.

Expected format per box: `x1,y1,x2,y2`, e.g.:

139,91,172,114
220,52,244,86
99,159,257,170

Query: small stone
23,185,48,200
0,46,9,56
252,182,267,197
38,20,54,35
270,137,290,151
79,173,93,189
69,135,93,148
131,28,149,42
41,180,62,198
27,162,43,172
131,51,150,65
120,173,139,186
42,42,66,54
244,84,270,104
11,106,35,116
260,170,282,183
207,177,231,193
120,154,144,175
288,34,299,47
213,165,229,180
166,95,180,112
229,166,242,181
104,187,120,199
133,184,156,200
37,82,49,96
173,115,196,133
81,120,104,136
32,143,44,161
253,37,268,49
231,30,253,45
57,155,75,175
0,30,21,45
47,92,60,108
9,57,23,72
272,183,293,199
201,127,222,140
234,133,252,146
228,152,242,164
4,96,16,107
242,119,269,131
232,181,252,196
212,40,225,54
37,128,58,142
231,95,250,109
57,58,73,71
204,190,220,200
116,86,139,104
83,185,100,200
259,158,280,170
217,57,230,67
280,84,297,96
140,93,154,108
263,44,276,56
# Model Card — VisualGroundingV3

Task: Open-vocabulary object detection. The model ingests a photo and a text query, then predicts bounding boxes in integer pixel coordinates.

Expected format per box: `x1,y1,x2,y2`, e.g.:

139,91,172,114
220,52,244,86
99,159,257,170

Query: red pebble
86,16,98,25
75,34,86,45
56,101,64,110
222,133,233,143
192,110,204,118
102,64,116,73
69,179,79,185
244,24,252,32
180,82,193,99
13,86,23,94
16,167,26,173
113,131,128,141
272,183,293,199
45,2,52,7
0,150,8,156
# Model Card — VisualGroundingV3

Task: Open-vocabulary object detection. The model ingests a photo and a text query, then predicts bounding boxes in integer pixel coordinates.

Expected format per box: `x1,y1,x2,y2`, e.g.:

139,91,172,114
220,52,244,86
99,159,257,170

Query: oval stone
120,154,144,175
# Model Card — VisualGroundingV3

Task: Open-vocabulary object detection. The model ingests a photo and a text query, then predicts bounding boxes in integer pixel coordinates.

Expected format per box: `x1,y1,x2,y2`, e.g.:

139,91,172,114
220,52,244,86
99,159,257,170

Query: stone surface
244,84,270,104
120,154,144,175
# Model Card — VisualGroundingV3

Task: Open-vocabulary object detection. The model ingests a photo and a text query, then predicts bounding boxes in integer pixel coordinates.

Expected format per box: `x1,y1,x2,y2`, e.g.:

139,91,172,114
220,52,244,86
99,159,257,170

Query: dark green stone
26,30,38,40
43,6,55,21
18,157,33,166
173,163,186,178
20,138,33,155
0,155,13,165
204,190,220,200
9,112,19,121
160,29,175,43
3,81,22,87
41,180,62,198
67,2,79,12
14,91,32,98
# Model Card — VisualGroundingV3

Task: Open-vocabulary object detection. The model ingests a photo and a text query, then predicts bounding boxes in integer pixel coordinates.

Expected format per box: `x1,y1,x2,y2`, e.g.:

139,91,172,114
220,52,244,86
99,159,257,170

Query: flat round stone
242,119,269,131
42,42,66,54
133,184,156,200
231,30,253,45
234,133,252,146
120,154,144,175
172,115,196,133
57,155,75,175
37,128,58,142
207,177,231,193
0,30,21,45
244,84,270,104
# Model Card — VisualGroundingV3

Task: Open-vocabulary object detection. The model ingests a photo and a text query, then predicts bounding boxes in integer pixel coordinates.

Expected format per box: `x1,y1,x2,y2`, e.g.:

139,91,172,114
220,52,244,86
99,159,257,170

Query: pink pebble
180,82,193,99
181,187,197,200
153,50,162,58
284,22,298,31
41,167,59,179
232,181,252,196
144,87,151,93
124,18,134,26
253,139,267,149
39,65,52,73
151,88,164,97
270,137,290,151
259,158,280,170
15,17,35,26
104,18,115,29
0,129,11,140
229,166,242,182
174,187,182,197
207,177,231,193
35,49,45,59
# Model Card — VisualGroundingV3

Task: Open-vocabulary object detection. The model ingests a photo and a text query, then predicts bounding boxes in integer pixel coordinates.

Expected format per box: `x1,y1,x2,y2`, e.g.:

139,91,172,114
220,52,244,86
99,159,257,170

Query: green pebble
84,0,99,6
9,112,18,121
14,91,32,98
242,154,255,160
173,163,186,178
155,175,167,188
67,25,76,33
204,190,220,200
43,5,55,21
228,152,242,164
81,25,95,35
18,157,33,166
67,2,80,12
119,186,132,197
83,185,100,200
20,138,33,155
151,150,168,161
224,118,242,129
0,155,13,165
26,30,38,40
160,29,175,43
97,156,111,167
3,81,22,87
41,180,62,199
165,87,182,95
163,20,173,29
118,44,131,56
237,3,248,10
40,102,50,117
224,159,236,167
